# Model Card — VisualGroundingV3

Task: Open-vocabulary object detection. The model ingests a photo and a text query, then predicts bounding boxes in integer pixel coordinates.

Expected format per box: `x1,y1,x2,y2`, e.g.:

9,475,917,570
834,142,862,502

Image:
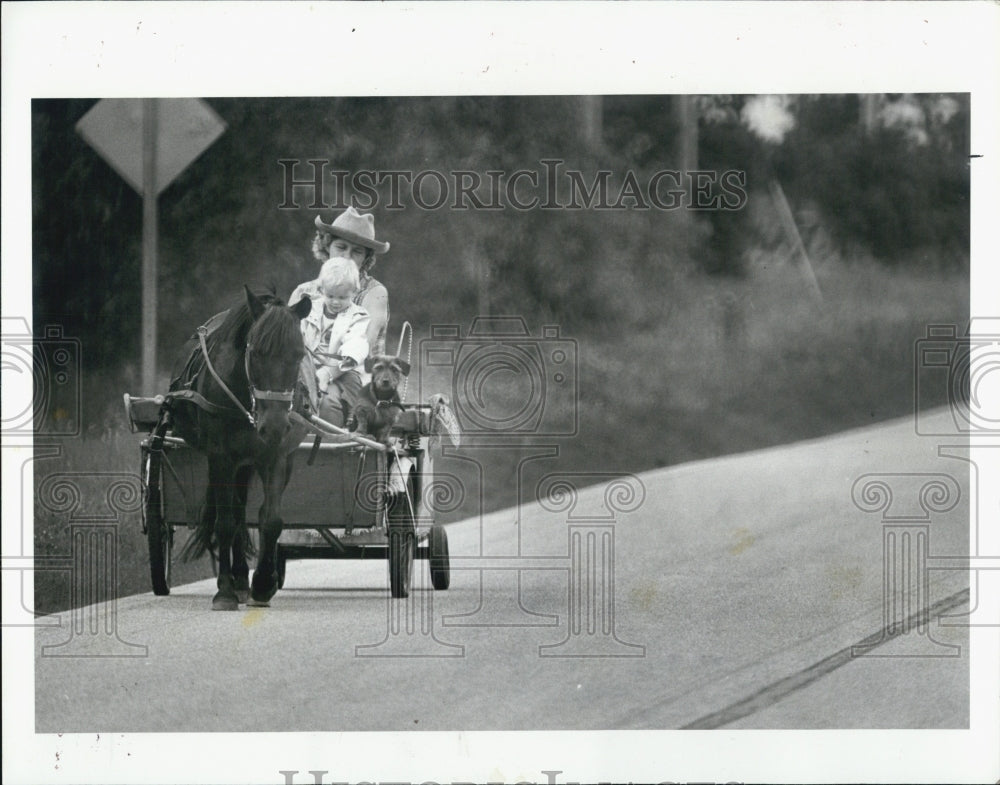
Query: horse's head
244,286,311,447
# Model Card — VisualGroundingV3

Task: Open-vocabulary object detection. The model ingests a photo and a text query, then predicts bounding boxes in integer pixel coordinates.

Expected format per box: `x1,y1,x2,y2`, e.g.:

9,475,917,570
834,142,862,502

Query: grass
572,254,967,469
32,403,216,617
31,251,967,615
429,251,968,516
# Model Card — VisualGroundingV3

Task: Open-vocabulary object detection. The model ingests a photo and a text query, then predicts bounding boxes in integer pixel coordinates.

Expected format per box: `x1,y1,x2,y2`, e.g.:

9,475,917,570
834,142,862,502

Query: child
289,206,391,368
297,257,370,426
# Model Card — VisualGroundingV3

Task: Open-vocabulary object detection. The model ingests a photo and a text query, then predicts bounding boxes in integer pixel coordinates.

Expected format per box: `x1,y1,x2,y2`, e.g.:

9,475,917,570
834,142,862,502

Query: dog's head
364,354,410,399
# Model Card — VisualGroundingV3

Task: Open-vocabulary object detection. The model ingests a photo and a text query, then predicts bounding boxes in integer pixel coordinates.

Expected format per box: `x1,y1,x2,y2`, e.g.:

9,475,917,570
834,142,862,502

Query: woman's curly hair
312,230,376,275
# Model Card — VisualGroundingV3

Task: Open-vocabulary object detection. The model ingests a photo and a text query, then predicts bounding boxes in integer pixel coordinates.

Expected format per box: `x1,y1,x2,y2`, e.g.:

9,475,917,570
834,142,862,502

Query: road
35,410,974,733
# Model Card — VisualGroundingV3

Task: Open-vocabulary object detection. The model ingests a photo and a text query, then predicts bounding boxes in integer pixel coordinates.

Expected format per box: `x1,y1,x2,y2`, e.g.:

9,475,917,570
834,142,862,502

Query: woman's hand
316,365,345,392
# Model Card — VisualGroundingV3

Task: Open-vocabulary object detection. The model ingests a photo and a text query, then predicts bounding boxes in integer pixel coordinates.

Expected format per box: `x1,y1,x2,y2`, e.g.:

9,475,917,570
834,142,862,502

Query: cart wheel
387,475,415,598
142,447,172,596
277,547,287,590
429,525,450,590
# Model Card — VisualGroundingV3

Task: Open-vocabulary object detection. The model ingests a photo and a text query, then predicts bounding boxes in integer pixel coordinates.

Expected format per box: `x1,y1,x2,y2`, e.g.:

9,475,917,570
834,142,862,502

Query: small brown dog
347,354,411,442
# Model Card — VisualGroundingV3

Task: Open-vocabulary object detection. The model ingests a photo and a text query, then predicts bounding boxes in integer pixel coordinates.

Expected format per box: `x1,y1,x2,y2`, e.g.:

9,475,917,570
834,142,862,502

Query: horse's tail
178,476,257,562
178,521,255,563
179,490,217,563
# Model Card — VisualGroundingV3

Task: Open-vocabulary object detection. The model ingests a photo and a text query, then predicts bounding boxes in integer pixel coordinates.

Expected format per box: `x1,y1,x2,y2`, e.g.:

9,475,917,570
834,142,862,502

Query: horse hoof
246,597,270,608
212,592,239,611
250,573,278,605
234,576,250,604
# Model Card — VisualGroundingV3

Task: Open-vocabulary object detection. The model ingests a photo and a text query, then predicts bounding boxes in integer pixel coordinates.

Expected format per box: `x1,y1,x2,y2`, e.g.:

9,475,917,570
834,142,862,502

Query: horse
171,285,312,610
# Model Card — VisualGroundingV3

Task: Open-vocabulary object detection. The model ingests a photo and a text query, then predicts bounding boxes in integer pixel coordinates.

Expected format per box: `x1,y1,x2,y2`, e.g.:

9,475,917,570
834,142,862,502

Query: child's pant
318,370,362,427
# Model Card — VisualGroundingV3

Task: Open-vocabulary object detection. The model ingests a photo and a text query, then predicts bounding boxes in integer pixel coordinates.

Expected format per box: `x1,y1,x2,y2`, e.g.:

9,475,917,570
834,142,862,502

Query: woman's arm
360,283,388,354
337,308,371,368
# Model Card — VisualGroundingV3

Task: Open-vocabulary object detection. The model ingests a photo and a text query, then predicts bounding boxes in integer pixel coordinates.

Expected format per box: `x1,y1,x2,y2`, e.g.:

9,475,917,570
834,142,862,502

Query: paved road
35,411,973,732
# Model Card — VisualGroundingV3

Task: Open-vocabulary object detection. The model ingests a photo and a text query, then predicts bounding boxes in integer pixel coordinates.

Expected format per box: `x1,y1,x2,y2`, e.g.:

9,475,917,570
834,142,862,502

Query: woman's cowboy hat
314,207,390,254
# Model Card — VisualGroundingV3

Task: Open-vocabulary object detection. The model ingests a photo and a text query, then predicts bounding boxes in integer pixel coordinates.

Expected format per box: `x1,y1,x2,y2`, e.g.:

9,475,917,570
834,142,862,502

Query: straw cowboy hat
314,207,390,254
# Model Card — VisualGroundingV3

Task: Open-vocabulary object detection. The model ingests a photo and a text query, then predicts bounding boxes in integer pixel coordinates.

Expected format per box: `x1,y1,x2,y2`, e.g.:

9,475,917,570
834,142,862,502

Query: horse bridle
197,326,296,427
244,343,297,420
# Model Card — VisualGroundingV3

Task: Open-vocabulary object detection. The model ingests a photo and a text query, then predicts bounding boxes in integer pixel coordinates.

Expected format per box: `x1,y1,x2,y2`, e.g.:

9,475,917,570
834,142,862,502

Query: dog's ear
396,359,411,376
290,295,312,320
364,355,376,373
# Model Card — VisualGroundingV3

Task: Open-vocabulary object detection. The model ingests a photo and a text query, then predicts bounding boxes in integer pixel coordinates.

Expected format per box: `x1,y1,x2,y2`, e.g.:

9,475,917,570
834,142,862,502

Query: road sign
76,98,226,394
76,98,226,196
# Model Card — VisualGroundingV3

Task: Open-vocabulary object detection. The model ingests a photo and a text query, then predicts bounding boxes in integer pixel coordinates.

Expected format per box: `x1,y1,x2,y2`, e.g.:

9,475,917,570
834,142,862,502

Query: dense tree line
32,95,969,391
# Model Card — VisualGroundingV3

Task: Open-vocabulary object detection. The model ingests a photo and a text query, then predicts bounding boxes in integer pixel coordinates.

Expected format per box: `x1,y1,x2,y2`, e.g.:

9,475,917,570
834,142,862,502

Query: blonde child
296,257,370,426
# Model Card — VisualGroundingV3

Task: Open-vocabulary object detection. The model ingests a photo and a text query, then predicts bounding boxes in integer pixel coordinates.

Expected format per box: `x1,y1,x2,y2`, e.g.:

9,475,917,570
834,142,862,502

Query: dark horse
172,286,311,610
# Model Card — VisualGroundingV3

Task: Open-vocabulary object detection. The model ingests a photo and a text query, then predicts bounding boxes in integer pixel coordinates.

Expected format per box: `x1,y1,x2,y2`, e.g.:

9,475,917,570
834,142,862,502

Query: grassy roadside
32,254,967,615
31,426,217,617
431,254,968,515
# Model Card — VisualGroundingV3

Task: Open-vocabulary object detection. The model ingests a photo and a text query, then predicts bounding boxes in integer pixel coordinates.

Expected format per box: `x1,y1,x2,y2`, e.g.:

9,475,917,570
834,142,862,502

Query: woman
291,206,391,365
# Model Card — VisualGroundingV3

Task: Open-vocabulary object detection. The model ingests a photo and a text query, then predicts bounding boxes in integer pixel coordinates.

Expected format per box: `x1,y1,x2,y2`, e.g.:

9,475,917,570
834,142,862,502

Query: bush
776,95,969,264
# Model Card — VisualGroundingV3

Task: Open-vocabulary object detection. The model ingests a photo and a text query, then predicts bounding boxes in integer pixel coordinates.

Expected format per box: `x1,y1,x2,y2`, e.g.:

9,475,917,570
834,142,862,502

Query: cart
125,393,451,599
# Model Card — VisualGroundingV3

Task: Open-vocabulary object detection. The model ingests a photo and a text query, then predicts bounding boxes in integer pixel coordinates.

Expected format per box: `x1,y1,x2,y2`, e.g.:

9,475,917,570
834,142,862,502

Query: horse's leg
200,481,216,532
249,452,291,606
232,464,253,604
211,457,240,611
196,478,216,567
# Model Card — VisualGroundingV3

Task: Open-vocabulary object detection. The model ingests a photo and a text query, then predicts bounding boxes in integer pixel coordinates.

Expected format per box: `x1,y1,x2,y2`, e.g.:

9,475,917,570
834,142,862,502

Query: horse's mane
211,285,283,350
249,299,305,357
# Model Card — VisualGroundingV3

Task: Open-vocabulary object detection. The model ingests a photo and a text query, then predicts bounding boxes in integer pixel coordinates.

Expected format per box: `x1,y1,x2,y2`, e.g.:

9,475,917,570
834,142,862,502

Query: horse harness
196,326,296,426
166,323,298,427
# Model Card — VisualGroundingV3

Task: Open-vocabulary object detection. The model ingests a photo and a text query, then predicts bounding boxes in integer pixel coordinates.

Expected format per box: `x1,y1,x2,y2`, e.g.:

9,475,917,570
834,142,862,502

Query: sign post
76,98,226,393
141,100,159,395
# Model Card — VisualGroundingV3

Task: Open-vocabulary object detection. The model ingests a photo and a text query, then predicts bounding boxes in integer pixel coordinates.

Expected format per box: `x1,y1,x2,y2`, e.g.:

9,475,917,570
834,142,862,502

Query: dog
346,354,411,443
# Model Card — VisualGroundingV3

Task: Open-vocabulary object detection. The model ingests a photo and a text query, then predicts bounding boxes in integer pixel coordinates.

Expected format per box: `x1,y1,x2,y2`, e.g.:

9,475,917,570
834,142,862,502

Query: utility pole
674,95,699,174
674,95,699,252
580,96,604,152
860,94,880,137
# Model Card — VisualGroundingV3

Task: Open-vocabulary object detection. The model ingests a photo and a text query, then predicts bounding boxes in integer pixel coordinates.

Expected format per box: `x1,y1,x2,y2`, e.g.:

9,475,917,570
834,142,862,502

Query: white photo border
3,2,998,783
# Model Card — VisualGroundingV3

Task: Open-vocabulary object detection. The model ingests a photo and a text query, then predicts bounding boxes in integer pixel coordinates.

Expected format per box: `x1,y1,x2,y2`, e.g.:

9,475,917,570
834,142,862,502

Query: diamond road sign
76,98,226,196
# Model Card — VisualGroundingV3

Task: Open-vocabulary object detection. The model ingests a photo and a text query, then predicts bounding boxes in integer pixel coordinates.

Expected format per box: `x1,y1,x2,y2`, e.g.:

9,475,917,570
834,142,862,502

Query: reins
197,324,296,427
198,327,254,425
